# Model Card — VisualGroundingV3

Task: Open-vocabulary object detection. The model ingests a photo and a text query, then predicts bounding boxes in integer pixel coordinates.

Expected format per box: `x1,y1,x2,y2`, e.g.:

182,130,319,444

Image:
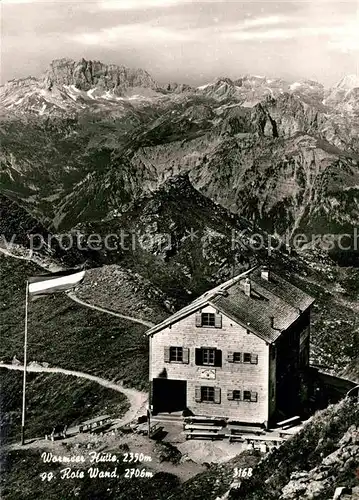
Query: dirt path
66,291,154,327
0,363,148,427
0,246,155,327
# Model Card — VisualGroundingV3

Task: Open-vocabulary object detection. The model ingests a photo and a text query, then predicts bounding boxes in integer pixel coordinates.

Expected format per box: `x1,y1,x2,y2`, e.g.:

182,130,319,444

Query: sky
1,0,359,86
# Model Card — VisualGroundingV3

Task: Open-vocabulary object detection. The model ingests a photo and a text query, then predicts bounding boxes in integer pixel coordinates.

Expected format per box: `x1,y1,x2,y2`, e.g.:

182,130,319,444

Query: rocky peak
242,74,267,85
3,76,39,88
164,82,194,93
214,76,236,86
299,79,324,89
196,76,242,100
42,57,158,94
334,74,359,90
324,74,359,119
154,173,195,197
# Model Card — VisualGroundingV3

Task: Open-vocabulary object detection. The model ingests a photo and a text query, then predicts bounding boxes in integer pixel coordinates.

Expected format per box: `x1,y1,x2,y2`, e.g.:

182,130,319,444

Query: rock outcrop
280,425,359,499
43,57,158,93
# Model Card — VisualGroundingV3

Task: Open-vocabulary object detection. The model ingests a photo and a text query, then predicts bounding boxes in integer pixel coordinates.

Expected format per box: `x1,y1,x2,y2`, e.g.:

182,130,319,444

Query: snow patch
87,88,96,99
101,90,116,100
242,100,260,108
70,85,80,93
335,74,359,90
39,103,47,115
63,85,78,101
128,94,146,100
198,83,211,90
290,82,302,90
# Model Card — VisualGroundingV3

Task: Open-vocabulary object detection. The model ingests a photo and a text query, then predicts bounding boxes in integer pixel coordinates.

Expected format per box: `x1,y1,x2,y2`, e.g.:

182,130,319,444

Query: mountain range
2,58,358,116
1,58,359,250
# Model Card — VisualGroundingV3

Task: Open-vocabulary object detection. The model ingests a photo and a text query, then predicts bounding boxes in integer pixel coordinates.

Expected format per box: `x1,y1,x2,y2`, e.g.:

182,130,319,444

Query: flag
28,269,85,296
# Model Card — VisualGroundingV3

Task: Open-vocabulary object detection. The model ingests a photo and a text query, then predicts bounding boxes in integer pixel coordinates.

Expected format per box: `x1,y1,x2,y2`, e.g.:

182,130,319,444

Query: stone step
151,413,184,423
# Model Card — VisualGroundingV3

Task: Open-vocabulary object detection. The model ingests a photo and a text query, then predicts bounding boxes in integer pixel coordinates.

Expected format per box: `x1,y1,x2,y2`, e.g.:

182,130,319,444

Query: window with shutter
201,313,216,327
214,387,221,404
233,390,241,401
201,386,215,402
243,353,251,363
233,352,241,363
169,346,183,362
182,347,189,364
202,348,215,365
227,390,234,400
250,353,258,364
196,348,221,366
195,386,202,402
164,346,170,363
250,391,258,402
243,390,251,401
227,351,234,363
214,314,222,328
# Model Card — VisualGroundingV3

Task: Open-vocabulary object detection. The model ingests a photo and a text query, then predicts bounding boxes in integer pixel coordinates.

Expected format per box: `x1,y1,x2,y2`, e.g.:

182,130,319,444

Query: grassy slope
0,370,129,443
0,255,149,390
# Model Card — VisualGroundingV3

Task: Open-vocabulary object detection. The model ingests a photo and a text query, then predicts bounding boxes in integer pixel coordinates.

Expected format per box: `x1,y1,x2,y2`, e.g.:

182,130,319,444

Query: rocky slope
279,423,359,499
324,74,359,114
132,131,359,239
227,396,359,500
72,174,259,312
1,103,358,245
0,192,90,267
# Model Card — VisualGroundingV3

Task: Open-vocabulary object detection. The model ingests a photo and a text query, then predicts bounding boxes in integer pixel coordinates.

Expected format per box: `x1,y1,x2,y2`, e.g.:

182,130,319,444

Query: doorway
152,378,187,414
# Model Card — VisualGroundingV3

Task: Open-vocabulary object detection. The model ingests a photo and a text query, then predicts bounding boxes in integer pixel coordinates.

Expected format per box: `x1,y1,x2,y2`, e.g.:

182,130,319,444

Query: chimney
270,316,275,328
244,278,251,297
261,267,270,281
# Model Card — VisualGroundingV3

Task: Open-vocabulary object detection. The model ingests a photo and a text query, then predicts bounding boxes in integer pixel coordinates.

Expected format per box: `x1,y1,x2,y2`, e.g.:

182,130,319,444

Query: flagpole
21,281,29,446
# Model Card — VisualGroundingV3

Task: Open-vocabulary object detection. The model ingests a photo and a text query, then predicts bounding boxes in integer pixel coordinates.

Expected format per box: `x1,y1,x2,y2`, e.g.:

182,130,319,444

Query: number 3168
233,467,253,478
